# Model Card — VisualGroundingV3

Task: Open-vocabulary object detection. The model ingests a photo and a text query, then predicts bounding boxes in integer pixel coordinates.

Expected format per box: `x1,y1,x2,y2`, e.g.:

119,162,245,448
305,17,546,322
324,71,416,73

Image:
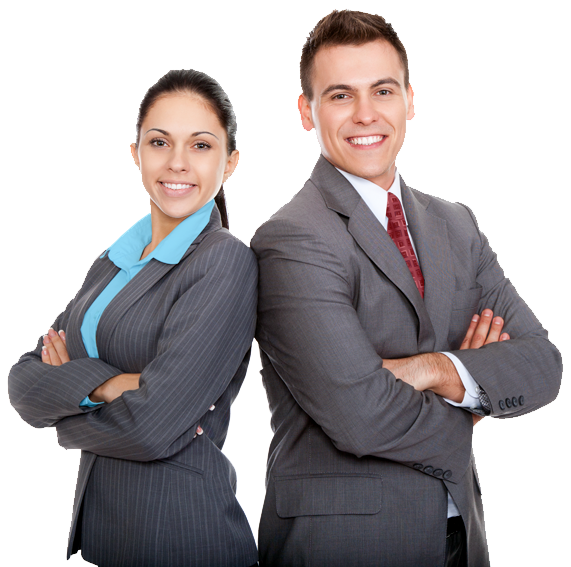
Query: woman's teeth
162,182,193,190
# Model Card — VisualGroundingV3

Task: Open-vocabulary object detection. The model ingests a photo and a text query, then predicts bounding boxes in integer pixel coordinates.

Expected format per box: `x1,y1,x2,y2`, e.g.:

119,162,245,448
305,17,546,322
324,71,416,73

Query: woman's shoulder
196,228,256,263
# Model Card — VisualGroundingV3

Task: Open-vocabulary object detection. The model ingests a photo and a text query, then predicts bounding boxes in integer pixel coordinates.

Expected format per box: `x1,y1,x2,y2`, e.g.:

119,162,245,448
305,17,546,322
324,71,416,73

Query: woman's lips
159,181,197,197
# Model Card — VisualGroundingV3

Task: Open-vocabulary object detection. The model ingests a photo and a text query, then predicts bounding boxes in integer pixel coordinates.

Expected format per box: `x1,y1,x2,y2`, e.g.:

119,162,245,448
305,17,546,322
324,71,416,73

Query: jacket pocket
156,459,204,478
274,473,382,518
451,287,483,312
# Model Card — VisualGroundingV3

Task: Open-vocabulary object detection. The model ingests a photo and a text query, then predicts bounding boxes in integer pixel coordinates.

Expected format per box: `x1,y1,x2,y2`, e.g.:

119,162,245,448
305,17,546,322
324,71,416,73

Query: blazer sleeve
252,217,474,482
448,205,562,417
55,239,258,461
8,264,124,428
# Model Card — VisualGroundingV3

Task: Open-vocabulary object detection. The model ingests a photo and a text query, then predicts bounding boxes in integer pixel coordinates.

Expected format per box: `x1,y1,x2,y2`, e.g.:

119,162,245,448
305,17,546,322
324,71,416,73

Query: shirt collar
335,168,407,230
107,199,215,271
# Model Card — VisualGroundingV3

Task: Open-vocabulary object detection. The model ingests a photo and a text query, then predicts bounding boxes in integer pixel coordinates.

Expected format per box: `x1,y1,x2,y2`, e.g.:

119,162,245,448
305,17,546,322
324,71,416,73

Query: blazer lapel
311,156,435,350
66,255,120,359
400,178,454,350
94,205,223,358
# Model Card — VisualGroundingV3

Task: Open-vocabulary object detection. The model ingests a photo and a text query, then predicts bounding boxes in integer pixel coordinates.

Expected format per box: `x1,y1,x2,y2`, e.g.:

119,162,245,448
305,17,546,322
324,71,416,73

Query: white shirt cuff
440,352,482,409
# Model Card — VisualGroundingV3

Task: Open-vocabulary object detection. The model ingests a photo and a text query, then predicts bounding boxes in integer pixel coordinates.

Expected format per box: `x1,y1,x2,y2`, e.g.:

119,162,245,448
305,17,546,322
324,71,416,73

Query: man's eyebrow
371,77,402,89
143,128,219,140
320,84,355,97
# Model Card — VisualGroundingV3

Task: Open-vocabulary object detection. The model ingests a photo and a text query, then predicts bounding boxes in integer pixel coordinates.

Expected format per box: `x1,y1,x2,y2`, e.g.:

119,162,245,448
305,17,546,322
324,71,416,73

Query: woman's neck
140,200,189,260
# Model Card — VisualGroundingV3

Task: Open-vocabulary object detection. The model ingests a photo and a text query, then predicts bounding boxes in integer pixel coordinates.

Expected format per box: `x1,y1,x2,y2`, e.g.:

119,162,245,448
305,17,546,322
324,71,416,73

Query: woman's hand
41,328,70,366
90,373,141,403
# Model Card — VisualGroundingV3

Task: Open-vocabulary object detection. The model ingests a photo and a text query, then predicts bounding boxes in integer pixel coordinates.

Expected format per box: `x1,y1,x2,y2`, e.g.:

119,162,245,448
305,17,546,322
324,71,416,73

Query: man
251,10,562,567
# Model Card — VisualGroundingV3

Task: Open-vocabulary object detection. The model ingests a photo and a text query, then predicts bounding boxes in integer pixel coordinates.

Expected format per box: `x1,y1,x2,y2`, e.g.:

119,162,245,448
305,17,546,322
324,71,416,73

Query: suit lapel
72,205,223,360
311,156,436,350
400,178,454,350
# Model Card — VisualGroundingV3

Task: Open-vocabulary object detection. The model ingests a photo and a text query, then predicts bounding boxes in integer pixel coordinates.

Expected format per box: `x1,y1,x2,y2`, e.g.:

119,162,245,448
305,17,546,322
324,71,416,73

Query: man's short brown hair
300,10,409,100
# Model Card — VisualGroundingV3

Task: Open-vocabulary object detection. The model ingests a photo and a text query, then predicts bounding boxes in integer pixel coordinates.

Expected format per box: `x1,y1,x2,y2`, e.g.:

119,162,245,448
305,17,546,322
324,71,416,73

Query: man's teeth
163,182,193,190
348,136,385,146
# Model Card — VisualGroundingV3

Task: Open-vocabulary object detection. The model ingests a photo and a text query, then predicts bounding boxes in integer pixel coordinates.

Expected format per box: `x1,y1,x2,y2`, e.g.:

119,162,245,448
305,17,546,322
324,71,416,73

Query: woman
8,70,258,567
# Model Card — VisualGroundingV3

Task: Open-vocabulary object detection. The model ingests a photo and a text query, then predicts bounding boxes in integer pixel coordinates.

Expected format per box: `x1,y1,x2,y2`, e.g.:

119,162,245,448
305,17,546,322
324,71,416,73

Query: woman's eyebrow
144,128,219,140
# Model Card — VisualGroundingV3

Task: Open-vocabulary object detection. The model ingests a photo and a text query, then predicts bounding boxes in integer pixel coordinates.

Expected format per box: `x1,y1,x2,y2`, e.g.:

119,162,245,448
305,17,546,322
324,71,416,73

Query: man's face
299,40,414,189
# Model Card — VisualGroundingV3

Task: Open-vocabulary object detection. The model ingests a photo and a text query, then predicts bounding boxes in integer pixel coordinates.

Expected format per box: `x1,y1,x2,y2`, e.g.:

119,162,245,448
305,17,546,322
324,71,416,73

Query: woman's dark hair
135,69,237,229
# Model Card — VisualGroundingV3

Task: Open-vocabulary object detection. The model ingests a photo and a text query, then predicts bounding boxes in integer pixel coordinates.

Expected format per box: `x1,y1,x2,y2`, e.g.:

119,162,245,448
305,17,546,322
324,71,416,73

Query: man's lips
345,135,387,147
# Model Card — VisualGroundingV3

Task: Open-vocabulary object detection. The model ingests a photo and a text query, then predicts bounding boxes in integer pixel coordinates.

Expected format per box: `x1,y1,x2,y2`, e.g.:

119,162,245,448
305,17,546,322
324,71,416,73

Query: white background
0,0,571,567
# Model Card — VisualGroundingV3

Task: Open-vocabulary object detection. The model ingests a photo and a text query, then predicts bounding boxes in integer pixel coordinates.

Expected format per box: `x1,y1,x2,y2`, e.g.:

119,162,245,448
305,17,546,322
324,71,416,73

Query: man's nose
352,96,379,126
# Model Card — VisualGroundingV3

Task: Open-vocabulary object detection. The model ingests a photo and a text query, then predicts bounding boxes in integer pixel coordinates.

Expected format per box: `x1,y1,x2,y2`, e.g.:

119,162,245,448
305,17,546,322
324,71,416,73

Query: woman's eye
194,142,211,150
150,139,168,147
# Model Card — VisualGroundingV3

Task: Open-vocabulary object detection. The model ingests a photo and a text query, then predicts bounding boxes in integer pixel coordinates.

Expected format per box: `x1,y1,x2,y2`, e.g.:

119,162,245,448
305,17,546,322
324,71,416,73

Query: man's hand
383,308,510,422
41,328,69,366
90,373,141,404
460,309,510,350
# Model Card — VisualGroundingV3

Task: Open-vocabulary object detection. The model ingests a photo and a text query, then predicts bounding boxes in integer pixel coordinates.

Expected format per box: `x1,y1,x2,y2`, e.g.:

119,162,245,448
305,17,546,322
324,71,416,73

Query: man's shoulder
252,178,340,246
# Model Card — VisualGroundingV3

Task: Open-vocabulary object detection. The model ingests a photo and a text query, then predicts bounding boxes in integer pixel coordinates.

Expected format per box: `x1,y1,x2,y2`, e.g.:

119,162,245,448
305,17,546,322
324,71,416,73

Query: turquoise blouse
79,200,215,407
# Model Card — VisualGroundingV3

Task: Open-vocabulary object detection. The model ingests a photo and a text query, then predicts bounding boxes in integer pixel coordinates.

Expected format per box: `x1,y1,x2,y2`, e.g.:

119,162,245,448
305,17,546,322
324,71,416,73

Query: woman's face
131,93,238,221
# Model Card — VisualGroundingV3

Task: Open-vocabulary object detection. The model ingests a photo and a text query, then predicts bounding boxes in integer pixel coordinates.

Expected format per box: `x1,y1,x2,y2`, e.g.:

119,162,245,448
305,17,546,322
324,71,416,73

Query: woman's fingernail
209,405,215,411
58,330,66,341
48,328,57,337
472,315,479,322
44,335,51,344
42,347,48,355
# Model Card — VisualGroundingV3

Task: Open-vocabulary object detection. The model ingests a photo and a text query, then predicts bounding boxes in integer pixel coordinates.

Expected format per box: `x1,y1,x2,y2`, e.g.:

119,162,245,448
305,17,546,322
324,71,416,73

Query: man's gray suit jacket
9,207,259,567
251,156,562,567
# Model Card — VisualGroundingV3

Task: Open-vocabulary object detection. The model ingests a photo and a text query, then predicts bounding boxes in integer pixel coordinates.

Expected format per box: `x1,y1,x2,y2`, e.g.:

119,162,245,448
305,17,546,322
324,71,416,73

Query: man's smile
345,135,387,147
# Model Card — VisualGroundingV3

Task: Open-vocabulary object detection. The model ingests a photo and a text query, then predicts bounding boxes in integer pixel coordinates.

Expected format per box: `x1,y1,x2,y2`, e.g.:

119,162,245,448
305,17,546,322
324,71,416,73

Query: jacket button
512,397,518,407
433,469,443,478
413,464,423,470
424,466,434,474
443,470,452,480
505,398,512,408
519,395,525,406
499,400,506,410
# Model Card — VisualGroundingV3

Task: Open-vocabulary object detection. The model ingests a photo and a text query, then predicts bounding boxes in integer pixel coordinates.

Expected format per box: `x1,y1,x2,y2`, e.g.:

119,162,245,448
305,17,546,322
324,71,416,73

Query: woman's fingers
41,343,52,365
43,333,62,366
42,328,70,366
484,317,504,345
459,314,480,350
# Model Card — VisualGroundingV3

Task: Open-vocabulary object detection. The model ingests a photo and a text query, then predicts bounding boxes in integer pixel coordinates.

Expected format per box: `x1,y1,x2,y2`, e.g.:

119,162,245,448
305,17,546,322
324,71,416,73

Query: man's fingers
459,314,479,350
47,328,70,363
484,317,504,345
473,414,484,426
470,309,493,348
500,333,510,341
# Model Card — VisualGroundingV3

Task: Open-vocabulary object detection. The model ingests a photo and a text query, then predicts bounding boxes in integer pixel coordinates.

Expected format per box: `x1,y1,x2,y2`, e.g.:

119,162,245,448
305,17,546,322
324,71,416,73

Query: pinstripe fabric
9,206,258,566
251,156,562,566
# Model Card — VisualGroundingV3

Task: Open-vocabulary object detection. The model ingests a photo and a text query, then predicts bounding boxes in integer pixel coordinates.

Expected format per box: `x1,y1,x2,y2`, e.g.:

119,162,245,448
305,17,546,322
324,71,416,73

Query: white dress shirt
336,167,481,518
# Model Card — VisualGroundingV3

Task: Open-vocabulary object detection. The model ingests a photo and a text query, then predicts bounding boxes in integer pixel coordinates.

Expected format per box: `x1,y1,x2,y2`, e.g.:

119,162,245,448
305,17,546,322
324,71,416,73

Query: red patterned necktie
386,192,425,298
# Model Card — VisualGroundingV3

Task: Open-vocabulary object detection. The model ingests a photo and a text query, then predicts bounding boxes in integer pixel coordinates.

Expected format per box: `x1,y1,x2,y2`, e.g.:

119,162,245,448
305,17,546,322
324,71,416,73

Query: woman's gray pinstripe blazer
9,206,259,566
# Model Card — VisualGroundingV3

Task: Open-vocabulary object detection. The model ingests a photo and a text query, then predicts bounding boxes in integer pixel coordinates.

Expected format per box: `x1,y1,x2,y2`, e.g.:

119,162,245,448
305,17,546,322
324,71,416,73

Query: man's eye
333,94,348,100
378,89,390,95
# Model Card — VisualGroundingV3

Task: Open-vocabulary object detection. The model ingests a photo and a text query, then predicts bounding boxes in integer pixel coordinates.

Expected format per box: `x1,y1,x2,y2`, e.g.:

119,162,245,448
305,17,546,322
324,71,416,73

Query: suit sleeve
449,205,562,417
252,218,474,482
54,240,258,461
8,263,124,428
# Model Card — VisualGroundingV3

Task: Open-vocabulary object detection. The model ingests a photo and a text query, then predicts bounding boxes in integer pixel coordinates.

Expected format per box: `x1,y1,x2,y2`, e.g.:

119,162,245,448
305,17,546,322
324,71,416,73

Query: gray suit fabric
9,206,259,567
251,156,562,567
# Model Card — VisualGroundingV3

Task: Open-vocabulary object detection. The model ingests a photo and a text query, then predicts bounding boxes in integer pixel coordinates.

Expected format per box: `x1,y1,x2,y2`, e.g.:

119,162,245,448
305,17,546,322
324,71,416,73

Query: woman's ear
223,150,239,183
130,143,140,168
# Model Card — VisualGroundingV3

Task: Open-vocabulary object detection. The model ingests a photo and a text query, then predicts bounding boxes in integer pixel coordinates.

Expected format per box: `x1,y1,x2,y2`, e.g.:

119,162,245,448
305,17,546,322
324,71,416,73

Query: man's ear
406,85,415,120
130,143,140,168
298,94,314,132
